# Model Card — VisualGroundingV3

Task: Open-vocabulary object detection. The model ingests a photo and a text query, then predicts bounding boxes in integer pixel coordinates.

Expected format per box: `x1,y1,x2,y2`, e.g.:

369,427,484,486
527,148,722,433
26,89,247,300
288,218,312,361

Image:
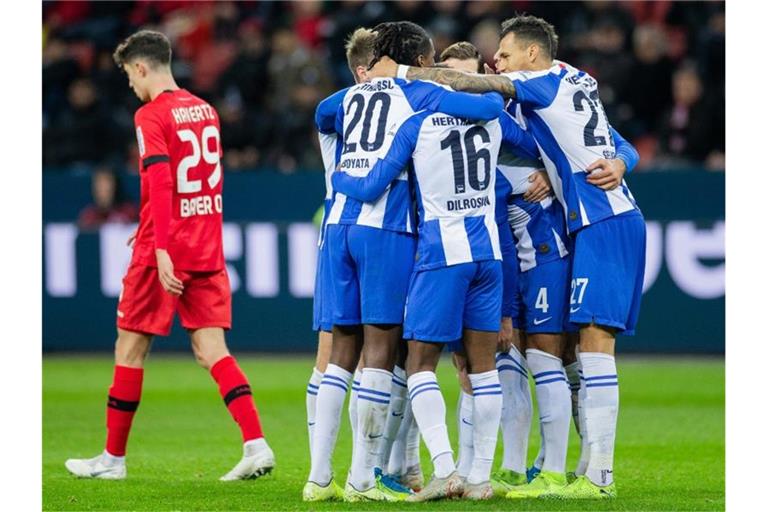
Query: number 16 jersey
132,89,224,271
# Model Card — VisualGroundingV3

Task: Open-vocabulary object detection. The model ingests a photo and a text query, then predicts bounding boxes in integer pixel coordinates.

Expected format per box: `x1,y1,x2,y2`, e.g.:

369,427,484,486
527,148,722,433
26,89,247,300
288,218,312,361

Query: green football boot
505,470,568,499
542,475,616,499
302,479,344,502
490,468,528,496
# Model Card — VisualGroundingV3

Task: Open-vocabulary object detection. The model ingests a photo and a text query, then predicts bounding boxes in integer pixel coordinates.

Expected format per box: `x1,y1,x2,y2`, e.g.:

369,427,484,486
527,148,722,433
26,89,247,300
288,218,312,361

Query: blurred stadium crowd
44,0,725,180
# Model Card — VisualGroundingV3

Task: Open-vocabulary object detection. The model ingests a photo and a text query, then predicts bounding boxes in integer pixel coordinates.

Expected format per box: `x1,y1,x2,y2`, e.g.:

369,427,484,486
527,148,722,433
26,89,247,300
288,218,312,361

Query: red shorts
116,263,232,336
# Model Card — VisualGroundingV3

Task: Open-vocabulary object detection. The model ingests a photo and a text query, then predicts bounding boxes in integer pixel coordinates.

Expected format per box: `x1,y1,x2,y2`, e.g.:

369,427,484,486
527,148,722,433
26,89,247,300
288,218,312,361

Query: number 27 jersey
132,89,224,271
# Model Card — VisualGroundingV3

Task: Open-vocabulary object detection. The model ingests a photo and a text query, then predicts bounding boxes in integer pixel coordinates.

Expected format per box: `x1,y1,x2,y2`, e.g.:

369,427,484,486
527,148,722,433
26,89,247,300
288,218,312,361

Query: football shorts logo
533,317,552,326
136,127,145,156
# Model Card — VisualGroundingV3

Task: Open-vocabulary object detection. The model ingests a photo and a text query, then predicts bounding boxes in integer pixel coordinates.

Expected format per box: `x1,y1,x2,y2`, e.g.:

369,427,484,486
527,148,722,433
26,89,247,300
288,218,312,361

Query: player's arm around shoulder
368,56,517,97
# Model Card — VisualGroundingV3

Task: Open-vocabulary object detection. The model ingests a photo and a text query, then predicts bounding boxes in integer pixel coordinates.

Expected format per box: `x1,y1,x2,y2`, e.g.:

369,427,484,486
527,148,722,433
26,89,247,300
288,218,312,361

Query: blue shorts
499,223,521,320
312,243,333,332
404,260,502,343
326,224,416,325
569,210,646,335
517,256,575,334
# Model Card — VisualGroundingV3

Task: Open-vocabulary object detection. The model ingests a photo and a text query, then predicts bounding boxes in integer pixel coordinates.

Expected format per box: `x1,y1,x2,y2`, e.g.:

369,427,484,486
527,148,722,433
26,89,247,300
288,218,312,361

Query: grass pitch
43,354,724,511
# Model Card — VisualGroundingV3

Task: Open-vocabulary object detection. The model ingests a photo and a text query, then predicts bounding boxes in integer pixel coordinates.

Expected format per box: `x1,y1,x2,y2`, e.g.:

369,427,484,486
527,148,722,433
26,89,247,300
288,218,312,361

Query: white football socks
527,349,571,474
467,370,503,485
405,404,421,470
378,366,408,469
580,352,619,487
348,369,362,465
575,355,589,475
564,361,581,435
308,364,352,485
408,371,454,478
306,367,323,456
456,391,474,478
497,346,532,474
348,368,392,490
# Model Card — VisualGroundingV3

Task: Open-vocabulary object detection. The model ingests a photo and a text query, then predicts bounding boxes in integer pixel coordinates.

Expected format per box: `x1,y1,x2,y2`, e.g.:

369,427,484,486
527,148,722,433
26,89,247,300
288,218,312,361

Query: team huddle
61,13,645,505
306,16,644,502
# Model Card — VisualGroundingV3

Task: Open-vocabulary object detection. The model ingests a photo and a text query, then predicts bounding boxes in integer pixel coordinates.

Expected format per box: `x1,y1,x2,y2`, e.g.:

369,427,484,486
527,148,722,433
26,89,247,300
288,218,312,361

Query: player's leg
65,329,153,479
552,211,646,499
307,242,334,455
345,227,415,499
348,355,363,475
461,260,504,500
452,351,474,484
562,331,585,481
377,341,410,483
65,263,173,480
508,257,573,498
495,310,533,490
188,326,275,481
346,323,400,492
305,224,362,499
306,331,331,456
403,264,470,502
405,339,464,501
505,332,570,498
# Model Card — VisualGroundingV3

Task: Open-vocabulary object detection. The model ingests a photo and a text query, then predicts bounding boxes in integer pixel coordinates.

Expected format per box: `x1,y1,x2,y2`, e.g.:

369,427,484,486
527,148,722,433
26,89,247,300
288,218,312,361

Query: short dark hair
500,15,558,59
345,28,376,75
370,21,433,68
113,30,172,69
440,41,483,73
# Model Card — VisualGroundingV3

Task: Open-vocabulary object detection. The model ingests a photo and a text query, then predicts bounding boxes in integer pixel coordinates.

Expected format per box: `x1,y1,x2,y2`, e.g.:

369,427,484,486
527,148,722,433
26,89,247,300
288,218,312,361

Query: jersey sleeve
503,69,564,109
331,113,423,202
400,79,504,120
135,108,170,171
610,127,639,173
315,87,349,134
499,111,539,160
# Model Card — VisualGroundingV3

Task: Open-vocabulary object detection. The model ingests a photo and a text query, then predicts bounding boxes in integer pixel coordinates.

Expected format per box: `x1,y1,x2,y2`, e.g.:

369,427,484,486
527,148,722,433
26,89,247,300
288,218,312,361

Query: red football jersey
131,89,225,271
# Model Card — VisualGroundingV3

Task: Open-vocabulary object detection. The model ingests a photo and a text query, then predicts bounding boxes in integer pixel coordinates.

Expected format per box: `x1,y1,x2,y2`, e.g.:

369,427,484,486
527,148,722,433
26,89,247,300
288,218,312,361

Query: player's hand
368,56,398,78
523,170,552,203
484,63,496,75
586,158,626,191
497,317,514,353
155,249,184,296
126,230,137,248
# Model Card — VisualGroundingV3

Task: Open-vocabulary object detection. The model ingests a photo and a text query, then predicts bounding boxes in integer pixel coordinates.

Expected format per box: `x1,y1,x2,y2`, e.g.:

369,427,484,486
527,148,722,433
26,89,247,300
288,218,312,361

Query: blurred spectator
624,24,675,137
657,63,725,170
44,77,123,166
42,0,725,172
78,167,139,230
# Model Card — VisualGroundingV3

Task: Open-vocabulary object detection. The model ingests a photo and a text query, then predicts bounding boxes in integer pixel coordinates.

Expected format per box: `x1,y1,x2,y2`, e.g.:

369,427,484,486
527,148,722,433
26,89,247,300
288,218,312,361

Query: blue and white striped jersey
317,78,506,234
497,149,570,272
502,61,641,233
314,89,346,246
331,107,538,271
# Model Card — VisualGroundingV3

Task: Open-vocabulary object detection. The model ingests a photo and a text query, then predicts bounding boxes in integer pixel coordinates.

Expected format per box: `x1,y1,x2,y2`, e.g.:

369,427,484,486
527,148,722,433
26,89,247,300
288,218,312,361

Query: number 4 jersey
132,89,224,271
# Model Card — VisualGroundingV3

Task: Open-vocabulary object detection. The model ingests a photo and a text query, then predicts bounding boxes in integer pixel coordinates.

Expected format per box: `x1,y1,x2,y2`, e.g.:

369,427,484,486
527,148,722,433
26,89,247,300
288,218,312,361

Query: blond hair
345,28,376,76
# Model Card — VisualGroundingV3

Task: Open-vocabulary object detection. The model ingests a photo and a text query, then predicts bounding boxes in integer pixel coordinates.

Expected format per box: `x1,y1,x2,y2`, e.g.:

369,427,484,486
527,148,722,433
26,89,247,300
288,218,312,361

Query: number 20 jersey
132,89,224,271
502,61,639,234
326,78,456,234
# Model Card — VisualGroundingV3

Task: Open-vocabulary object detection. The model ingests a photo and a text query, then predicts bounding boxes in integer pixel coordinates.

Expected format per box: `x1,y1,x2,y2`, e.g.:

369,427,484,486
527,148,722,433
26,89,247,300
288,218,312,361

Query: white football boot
220,438,275,481
65,451,126,480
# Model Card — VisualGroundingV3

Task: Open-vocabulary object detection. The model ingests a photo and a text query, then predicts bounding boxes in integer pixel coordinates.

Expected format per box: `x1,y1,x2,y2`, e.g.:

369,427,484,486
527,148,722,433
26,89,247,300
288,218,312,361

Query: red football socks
210,356,264,442
105,365,144,457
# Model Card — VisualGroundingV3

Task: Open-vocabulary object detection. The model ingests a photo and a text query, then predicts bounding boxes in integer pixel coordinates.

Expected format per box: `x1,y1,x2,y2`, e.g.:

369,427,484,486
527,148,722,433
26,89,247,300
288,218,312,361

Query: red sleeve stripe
142,154,170,168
